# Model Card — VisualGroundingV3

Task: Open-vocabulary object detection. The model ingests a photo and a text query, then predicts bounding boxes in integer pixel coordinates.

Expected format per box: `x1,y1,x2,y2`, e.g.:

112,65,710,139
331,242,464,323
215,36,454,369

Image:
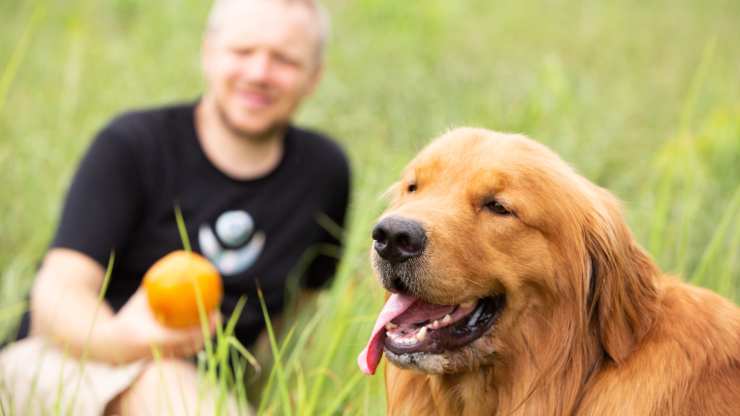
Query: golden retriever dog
357,128,740,415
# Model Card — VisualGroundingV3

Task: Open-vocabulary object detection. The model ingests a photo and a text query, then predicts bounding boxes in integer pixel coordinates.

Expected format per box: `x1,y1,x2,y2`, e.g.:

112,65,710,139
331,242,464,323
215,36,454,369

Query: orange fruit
143,250,223,328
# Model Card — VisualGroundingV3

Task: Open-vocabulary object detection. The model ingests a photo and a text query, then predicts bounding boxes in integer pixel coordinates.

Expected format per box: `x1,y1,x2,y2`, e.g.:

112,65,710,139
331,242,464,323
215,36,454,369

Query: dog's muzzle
372,216,427,263
372,216,427,294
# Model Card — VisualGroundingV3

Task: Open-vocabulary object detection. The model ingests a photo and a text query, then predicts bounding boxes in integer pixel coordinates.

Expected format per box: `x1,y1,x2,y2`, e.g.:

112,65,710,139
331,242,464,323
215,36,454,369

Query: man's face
202,1,322,138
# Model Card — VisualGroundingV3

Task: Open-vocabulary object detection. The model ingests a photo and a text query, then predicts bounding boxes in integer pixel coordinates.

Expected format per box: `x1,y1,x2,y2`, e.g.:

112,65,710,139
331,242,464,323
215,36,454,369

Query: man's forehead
209,0,319,38
208,1,320,57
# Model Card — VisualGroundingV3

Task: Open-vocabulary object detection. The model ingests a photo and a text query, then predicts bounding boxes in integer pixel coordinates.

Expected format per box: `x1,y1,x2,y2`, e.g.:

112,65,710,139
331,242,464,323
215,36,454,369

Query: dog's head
359,128,658,375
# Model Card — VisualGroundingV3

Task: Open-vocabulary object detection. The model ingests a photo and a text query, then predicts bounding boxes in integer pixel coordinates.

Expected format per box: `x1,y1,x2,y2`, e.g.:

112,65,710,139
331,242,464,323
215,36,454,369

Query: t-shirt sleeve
51,120,144,268
301,149,351,289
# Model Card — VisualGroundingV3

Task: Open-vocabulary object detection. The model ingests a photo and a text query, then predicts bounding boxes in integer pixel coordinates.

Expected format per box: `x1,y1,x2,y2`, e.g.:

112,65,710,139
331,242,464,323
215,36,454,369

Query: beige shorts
0,337,145,416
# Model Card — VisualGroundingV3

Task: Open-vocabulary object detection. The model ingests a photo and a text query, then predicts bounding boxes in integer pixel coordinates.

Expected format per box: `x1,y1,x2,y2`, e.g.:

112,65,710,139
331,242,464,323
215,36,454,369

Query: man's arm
30,249,118,359
30,248,216,364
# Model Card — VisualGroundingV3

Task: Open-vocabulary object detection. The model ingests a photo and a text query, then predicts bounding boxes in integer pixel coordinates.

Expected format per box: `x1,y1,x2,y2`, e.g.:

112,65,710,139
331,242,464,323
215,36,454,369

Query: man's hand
105,287,220,362
30,249,219,365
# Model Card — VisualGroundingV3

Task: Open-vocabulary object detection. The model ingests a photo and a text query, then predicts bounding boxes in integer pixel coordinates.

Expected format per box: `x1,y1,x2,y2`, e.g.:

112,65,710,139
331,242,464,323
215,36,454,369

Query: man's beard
215,99,288,142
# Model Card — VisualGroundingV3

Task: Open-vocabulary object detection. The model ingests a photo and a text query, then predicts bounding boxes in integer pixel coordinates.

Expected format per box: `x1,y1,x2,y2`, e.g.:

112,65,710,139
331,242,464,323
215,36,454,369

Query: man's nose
243,51,271,81
372,216,427,264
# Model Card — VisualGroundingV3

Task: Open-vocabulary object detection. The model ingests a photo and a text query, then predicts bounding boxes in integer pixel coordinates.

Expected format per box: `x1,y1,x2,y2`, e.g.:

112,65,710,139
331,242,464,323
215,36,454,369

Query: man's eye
274,54,300,67
232,47,254,56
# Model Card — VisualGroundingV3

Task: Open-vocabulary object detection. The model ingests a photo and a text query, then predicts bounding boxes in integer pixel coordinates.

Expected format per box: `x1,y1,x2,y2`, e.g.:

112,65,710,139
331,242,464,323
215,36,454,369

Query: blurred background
1,0,738,413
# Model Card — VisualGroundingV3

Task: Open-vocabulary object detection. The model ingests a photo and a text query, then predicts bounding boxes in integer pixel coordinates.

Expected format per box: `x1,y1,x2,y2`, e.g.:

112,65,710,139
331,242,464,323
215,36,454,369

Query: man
0,0,349,414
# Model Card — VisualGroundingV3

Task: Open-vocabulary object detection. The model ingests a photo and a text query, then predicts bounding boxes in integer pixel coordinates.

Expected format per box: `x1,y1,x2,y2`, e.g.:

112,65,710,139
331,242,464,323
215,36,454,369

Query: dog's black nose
372,216,427,264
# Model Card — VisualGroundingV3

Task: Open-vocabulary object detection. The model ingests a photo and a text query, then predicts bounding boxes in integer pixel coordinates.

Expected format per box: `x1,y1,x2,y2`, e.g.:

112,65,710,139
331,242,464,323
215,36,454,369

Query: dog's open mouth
358,294,506,374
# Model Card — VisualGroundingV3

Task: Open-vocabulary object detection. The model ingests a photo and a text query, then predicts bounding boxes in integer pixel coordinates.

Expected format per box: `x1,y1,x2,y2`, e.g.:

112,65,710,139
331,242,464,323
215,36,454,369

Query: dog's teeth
417,326,428,341
400,336,418,346
430,320,440,329
385,322,398,330
442,314,452,325
467,305,484,326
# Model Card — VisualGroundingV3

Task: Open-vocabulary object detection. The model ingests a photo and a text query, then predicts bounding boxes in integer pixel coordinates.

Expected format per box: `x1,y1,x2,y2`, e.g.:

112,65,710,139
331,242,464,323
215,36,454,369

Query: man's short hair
206,0,331,62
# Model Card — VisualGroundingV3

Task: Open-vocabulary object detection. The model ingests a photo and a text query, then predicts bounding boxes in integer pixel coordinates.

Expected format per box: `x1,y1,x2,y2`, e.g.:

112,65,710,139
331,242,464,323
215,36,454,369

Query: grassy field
1,0,739,414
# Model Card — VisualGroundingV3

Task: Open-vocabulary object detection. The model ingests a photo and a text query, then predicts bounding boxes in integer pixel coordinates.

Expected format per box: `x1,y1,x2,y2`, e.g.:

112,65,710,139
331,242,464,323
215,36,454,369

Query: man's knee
136,358,198,387
108,358,199,415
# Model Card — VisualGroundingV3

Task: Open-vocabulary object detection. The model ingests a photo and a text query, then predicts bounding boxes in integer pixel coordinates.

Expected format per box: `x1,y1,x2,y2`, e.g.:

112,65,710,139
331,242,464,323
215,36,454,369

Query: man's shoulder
290,125,349,171
89,103,194,164
91,101,195,158
106,102,195,135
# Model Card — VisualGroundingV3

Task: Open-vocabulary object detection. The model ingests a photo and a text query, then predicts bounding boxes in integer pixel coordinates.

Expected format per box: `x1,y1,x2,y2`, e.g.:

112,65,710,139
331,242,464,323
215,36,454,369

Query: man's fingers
176,338,201,358
209,311,221,334
160,332,202,358
146,309,220,358
177,328,206,358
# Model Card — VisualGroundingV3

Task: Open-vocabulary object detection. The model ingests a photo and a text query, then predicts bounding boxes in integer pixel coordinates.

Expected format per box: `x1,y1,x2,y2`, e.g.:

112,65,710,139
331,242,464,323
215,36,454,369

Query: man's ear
201,36,214,80
585,187,659,364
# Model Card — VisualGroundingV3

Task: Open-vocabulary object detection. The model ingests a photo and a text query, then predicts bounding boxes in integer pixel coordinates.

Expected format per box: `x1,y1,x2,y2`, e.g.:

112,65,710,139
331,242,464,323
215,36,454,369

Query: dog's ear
585,187,658,364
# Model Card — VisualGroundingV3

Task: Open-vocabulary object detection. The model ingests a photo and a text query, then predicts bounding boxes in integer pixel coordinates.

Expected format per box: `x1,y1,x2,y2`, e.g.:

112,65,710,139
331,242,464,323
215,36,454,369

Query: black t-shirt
47,102,350,347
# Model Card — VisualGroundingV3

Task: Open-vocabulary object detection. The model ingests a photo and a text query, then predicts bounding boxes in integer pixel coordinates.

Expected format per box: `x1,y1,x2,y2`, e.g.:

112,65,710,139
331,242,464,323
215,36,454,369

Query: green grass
1,0,739,414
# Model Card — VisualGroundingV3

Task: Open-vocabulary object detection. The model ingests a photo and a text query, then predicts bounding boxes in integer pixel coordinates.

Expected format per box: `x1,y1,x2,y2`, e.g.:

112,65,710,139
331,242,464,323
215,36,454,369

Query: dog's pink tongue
357,293,417,375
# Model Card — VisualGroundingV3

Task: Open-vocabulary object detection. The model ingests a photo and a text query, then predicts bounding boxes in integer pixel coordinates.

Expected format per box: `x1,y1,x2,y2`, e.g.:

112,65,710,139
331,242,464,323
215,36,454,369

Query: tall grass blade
0,4,44,113
690,186,740,286
716,218,740,301
678,36,717,136
66,251,115,414
321,371,364,416
256,287,293,416
174,205,192,253
304,319,347,415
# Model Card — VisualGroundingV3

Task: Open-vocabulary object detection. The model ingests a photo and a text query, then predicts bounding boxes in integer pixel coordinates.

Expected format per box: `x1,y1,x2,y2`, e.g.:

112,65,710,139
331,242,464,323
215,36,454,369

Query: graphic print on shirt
199,210,265,278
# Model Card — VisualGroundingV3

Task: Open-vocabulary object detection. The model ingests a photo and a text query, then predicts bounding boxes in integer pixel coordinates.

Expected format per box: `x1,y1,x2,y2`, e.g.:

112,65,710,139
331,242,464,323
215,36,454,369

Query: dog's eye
407,183,417,193
485,199,511,216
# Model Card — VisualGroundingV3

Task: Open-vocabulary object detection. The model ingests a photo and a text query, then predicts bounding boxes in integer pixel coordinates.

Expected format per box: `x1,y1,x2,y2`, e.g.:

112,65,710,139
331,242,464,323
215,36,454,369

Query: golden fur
376,128,740,415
